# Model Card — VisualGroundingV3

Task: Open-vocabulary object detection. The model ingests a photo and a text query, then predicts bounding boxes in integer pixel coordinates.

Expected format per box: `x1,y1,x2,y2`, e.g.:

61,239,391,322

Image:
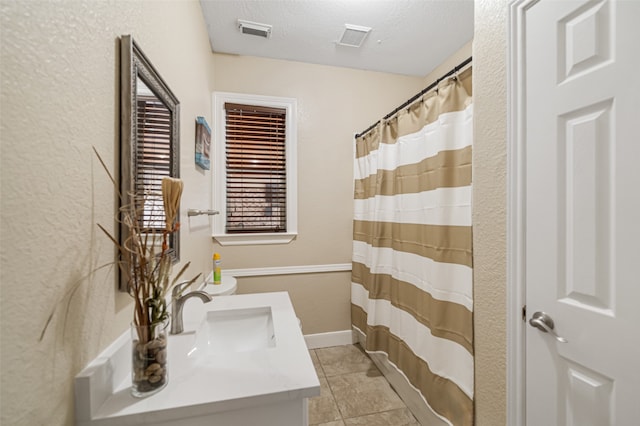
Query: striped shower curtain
351,70,473,426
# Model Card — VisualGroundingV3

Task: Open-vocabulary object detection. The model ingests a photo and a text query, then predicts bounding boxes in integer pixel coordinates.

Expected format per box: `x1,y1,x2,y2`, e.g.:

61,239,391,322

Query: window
225,103,286,233
213,93,297,245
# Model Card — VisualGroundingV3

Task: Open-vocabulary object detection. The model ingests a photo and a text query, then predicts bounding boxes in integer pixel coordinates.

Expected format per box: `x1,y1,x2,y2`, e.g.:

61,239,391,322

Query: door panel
525,0,640,424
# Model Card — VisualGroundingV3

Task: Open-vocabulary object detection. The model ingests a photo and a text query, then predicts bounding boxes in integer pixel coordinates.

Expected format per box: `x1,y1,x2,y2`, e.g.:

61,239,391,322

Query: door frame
507,0,540,424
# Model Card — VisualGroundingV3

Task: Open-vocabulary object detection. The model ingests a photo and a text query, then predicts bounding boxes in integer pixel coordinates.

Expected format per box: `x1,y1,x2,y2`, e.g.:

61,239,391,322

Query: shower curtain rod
355,56,472,139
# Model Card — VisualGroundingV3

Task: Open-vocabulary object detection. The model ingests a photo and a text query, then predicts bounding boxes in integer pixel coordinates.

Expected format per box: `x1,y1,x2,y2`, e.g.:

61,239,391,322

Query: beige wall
0,1,216,424
473,0,508,424
423,40,473,88
212,54,425,335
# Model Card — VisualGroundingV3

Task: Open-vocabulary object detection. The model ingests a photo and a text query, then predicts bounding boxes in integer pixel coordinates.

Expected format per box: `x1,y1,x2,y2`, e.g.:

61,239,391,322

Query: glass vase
131,319,169,398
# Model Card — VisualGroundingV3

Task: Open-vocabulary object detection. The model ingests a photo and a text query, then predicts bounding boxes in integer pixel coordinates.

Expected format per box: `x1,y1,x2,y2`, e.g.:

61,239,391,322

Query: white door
524,0,640,425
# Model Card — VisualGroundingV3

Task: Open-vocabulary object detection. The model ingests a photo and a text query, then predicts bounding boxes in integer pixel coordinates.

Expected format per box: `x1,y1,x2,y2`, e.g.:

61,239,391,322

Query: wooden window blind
136,96,172,232
224,102,287,233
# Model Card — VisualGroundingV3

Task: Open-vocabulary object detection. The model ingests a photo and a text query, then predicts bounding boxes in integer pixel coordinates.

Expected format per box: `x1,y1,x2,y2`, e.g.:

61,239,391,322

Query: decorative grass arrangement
93,147,200,395
92,147,200,336
39,148,200,360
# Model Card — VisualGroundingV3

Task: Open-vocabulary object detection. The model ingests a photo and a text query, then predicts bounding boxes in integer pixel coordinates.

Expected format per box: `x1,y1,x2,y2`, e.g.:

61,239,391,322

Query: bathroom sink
195,306,276,355
75,292,319,426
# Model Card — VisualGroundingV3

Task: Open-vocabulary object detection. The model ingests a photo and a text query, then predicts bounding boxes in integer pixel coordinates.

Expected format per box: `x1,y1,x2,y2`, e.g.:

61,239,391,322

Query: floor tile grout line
312,349,344,424
317,350,345,421
316,349,329,379
325,372,347,421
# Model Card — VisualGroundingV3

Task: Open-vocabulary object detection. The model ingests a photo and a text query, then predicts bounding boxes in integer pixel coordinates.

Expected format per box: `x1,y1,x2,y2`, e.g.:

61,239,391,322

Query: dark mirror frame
120,34,180,292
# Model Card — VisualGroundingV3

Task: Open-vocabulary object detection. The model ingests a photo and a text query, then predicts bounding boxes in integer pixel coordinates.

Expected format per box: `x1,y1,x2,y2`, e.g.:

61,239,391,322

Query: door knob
529,311,568,343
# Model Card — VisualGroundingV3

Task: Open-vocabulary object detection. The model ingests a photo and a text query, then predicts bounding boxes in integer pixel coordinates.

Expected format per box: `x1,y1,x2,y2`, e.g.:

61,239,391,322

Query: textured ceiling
199,0,474,77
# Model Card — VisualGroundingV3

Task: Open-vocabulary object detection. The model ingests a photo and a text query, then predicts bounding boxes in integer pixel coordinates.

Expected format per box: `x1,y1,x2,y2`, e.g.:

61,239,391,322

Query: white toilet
201,273,238,296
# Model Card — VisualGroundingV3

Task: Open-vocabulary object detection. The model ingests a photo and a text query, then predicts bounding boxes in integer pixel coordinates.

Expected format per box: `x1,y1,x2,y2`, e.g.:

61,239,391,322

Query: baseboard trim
304,329,357,349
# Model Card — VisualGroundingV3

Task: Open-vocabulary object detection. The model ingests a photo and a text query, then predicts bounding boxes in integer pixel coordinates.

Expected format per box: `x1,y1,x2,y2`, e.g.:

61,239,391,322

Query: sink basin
195,306,276,355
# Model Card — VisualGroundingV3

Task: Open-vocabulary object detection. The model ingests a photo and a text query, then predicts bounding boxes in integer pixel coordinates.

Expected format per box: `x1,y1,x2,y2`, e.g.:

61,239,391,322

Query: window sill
213,232,297,246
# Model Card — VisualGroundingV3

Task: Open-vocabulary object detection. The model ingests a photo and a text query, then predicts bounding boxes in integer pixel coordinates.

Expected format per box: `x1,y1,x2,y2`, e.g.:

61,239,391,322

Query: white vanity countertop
75,292,320,426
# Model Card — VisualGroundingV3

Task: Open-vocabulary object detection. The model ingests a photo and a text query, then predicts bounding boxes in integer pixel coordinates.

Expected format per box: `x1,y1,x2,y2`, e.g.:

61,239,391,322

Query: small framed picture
195,116,211,170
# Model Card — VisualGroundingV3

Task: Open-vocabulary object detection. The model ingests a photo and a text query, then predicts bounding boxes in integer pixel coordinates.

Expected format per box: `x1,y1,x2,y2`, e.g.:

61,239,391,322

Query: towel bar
187,209,220,217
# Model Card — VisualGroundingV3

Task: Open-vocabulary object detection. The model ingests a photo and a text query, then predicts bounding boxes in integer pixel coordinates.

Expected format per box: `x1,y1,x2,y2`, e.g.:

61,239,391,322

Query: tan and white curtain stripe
351,68,473,426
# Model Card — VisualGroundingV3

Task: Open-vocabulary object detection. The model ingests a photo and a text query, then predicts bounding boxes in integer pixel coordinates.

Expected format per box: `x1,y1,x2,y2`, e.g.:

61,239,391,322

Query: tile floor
308,344,420,426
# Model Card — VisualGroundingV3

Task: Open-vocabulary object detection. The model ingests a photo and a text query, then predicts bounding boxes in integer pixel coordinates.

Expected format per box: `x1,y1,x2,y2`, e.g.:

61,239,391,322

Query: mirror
120,35,180,291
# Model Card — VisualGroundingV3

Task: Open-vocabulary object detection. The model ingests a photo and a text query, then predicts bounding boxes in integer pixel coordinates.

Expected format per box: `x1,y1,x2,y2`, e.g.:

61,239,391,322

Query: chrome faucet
170,281,213,334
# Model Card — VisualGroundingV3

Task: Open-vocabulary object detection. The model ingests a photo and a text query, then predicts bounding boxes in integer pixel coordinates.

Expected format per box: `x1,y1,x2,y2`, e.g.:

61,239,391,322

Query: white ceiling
199,0,474,77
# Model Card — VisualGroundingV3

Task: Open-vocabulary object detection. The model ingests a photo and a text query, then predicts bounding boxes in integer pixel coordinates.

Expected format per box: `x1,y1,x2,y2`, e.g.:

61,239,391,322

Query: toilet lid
202,275,237,296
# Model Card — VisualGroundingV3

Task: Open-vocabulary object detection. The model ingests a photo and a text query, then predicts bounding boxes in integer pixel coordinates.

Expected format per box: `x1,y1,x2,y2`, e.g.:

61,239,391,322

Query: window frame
212,92,298,246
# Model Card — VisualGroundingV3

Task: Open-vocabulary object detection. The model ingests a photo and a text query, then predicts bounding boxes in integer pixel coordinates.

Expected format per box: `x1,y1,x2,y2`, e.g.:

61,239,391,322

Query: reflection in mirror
120,35,180,292
135,78,171,231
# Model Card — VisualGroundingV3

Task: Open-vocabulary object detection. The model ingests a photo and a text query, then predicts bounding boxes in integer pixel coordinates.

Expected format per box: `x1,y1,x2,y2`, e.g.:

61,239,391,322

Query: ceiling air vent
337,24,372,48
237,19,272,39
